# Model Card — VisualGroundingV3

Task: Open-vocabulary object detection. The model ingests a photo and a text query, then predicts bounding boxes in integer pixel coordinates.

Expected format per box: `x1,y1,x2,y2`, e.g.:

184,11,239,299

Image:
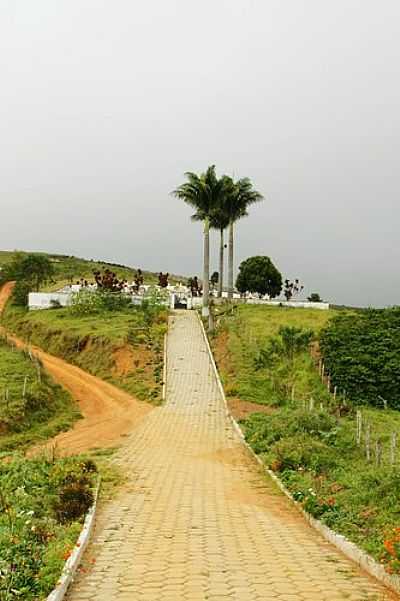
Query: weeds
0,455,97,600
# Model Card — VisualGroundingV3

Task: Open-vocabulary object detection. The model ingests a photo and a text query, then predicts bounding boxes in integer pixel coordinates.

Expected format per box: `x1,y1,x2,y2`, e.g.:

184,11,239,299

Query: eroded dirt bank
0,282,152,455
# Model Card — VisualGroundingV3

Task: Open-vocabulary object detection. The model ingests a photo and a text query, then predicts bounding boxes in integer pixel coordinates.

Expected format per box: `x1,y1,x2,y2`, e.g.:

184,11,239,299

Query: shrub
320,308,400,408
269,435,337,474
244,409,337,455
69,289,132,316
12,281,31,306
53,475,94,523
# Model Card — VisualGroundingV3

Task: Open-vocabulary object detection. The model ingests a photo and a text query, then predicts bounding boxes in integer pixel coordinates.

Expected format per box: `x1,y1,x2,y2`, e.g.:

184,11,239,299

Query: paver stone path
67,311,397,601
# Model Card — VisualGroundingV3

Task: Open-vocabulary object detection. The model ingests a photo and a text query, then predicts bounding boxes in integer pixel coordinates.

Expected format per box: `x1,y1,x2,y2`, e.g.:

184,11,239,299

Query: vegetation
0,454,97,600
283,278,304,301
236,256,282,298
320,308,400,408
173,166,263,314
2,294,168,405
220,177,263,300
0,250,183,293
173,166,227,318
307,292,322,302
1,253,54,293
212,304,400,569
0,336,79,453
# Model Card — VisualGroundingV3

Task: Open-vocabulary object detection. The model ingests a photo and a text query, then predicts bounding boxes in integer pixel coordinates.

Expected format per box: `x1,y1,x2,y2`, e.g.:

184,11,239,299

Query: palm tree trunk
218,228,224,298
202,217,210,317
228,219,234,300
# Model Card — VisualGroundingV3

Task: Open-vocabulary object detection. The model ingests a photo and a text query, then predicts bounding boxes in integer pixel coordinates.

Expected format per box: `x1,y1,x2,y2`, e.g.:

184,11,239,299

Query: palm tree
172,166,226,318
224,177,264,300
210,187,230,298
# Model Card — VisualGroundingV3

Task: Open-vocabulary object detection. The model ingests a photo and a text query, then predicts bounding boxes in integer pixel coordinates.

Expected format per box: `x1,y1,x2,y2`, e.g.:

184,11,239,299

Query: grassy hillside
212,304,332,405
0,335,79,452
0,250,184,290
3,301,168,405
212,303,400,570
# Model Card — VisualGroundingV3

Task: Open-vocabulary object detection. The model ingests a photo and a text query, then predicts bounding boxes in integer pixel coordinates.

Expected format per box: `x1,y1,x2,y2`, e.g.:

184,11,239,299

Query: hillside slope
0,250,184,290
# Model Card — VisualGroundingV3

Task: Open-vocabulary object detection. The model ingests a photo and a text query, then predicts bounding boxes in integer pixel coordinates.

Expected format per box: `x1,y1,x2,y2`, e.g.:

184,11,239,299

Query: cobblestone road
67,311,396,601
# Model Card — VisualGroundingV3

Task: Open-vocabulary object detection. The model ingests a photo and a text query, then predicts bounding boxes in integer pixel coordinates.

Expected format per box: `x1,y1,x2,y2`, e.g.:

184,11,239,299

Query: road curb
162,331,168,402
46,477,101,601
197,313,400,597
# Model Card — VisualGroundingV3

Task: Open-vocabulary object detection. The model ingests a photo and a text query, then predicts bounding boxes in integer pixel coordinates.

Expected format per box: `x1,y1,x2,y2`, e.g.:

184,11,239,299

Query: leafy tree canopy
4,253,54,292
236,256,282,298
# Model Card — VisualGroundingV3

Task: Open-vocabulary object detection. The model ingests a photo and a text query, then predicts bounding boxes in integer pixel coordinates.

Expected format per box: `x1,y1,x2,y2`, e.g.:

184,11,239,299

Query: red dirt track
0,281,152,455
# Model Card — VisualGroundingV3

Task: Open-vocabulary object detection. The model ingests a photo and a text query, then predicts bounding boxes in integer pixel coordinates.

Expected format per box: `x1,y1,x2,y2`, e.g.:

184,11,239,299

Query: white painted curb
162,332,168,402
197,313,400,596
46,477,101,601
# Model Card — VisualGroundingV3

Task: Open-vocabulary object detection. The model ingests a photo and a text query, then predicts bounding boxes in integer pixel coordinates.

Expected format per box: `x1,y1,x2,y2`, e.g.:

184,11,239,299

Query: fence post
390,432,397,466
365,423,371,462
356,410,362,445
375,440,382,467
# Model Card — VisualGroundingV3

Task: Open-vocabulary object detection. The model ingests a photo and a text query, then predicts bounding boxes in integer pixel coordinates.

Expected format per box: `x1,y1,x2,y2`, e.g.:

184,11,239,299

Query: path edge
196,311,400,597
162,331,168,402
46,477,101,601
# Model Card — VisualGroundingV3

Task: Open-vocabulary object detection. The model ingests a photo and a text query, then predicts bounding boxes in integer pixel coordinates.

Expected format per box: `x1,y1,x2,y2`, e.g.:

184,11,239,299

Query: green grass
0,250,184,290
0,336,80,453
0,454,97,600
2,303,168,405
212,303,400,569
212,304,333,404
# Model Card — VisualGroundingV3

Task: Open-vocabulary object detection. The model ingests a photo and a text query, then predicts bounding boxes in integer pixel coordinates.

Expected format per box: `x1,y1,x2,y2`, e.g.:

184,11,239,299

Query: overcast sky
1,1,399,307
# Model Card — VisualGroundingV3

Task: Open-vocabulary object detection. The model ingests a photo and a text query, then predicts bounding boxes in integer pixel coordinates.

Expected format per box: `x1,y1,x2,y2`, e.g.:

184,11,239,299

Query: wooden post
36,361,41,384
333,386,337,400
375,440,382,467
356,410,362,445
390,432,397,466
327,375,331,393
309,397,315,412
22,375,28,398
321,363,325,380
365,423,371,462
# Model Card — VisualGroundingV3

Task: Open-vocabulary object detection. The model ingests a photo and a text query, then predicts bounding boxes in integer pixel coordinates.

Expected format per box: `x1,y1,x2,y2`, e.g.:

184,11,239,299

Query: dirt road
0,282,151,455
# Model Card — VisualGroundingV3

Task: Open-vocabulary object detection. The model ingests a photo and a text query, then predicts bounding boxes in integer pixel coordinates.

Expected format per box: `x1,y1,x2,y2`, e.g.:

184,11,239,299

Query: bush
320,308,400,408
12,281,31,306
269,435,337,474
69,289,132,316
53,475,94,523
244,409,338,455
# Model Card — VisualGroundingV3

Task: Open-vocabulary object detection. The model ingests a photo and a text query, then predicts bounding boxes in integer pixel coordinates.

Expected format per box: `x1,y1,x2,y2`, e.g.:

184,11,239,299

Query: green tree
173,166,226,319
308,292,322,302
236,255,282,298
223,177,264,300
6,253,54,292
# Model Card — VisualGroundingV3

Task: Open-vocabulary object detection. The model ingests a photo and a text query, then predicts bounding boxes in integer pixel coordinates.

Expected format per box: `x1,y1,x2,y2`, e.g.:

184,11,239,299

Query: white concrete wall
28,292,73,310
246,299,330,310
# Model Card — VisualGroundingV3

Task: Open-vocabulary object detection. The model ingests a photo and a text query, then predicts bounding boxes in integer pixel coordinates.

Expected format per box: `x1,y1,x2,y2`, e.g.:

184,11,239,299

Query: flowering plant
382,528,400,573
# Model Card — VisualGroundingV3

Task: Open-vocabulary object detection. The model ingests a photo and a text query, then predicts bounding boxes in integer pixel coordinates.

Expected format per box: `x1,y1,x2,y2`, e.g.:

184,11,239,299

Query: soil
227,397,274,421
213,327,274,421
0,282,152,456
112,345,153,377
